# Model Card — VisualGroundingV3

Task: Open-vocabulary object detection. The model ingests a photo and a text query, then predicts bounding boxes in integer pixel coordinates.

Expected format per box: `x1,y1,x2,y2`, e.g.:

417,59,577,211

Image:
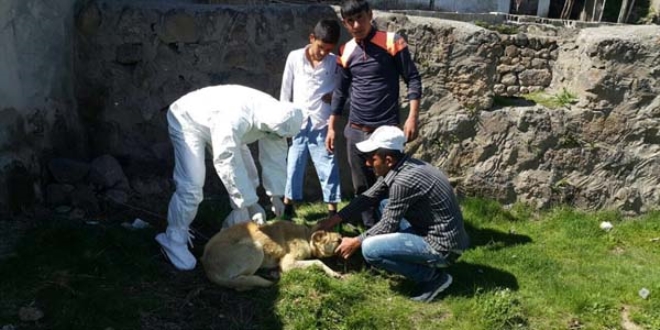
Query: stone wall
377,13,563,110
493,34,558,96
0,0,86,214
4,0,658,216
71,4,660,215
406,23,660,215
74,1,354,206
382,15,499,110
371,0,511,13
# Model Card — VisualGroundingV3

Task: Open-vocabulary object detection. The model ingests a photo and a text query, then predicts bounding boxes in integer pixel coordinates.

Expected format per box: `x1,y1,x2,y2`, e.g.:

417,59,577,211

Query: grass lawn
0,198,658,329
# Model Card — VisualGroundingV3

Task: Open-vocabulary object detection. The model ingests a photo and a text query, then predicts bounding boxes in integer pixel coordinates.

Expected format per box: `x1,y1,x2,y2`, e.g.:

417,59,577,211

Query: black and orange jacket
330,27,422,127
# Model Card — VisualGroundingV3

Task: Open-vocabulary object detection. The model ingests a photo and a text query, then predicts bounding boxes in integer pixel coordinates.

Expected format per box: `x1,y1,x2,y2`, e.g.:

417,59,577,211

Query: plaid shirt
338,156,470,253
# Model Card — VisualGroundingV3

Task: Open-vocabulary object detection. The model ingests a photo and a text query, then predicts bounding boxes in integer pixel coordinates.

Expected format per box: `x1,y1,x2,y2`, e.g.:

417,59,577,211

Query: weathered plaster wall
0,0,86,214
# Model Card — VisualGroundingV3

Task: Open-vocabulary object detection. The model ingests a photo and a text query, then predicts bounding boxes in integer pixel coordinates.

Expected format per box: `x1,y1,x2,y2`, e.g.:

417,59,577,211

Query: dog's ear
311,231,327,242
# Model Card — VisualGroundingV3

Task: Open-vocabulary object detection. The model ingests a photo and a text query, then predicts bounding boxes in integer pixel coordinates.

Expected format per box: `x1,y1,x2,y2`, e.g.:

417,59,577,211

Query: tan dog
201,220,342,291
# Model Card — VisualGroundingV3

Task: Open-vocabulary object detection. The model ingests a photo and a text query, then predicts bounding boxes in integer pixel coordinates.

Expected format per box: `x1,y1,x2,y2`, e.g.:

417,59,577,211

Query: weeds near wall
551,88,578,107
522,88,577,109
474,20,520,35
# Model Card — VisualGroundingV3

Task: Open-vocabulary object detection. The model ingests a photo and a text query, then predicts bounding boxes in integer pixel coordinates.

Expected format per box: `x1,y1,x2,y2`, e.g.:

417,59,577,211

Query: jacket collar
356,25,377,44
383,154,409,186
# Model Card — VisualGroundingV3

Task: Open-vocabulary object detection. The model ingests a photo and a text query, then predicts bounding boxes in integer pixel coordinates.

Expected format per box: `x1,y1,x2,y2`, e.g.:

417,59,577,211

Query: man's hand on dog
335,237,361,259
314,214,342,232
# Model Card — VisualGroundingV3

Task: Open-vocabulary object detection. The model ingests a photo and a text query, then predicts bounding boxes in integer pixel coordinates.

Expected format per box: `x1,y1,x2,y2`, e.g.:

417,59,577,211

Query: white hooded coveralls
165,85,303,243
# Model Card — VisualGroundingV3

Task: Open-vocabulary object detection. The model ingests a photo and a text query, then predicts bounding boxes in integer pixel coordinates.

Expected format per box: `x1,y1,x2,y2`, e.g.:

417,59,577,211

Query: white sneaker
155,233,196,271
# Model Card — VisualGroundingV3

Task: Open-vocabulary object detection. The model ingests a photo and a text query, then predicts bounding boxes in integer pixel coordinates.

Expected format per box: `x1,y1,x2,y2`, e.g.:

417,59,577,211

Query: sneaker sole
426,274,453,302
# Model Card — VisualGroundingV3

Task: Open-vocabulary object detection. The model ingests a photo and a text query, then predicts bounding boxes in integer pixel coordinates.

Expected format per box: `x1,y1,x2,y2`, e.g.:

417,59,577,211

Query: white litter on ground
121,218,151,230
599,221,613,231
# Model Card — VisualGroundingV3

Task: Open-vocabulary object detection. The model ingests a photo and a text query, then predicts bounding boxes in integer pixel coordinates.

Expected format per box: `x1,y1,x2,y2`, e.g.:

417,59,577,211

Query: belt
349,122,376,133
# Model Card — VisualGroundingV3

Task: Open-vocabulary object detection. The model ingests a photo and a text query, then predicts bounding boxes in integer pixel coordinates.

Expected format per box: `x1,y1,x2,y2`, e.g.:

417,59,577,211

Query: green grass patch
1,200,659,329
523,88,578,109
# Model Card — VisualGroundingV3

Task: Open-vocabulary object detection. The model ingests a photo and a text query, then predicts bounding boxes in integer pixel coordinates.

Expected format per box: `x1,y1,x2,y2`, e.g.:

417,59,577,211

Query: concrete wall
0,0,86,214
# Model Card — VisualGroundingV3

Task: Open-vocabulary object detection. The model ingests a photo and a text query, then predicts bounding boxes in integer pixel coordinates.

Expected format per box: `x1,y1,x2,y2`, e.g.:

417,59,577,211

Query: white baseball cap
356,125,406,153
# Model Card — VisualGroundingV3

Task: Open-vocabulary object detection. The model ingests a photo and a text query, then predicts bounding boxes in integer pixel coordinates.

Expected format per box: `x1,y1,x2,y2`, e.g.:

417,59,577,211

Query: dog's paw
328,271,345,279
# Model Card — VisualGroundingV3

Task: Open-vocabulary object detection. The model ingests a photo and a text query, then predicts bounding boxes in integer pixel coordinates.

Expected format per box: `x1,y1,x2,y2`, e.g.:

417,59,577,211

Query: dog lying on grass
201,220,342,291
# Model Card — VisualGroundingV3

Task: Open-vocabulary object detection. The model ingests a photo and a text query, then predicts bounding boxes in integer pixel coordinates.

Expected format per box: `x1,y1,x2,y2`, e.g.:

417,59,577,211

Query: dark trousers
344,125,377,227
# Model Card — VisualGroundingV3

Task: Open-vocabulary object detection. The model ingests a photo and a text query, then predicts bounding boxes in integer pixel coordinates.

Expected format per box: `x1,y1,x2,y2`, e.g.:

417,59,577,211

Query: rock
506,86,520,95
130,176,171,196
513,33,529,47
48,158,90,184
89,155,130,190
76,2,101,36
518,69,552,86
116,43,143,65
501,73,518,86
18,306,44,322
504,45,518,57
552,25,660,111
104,189,129,205
68,208,86,220
70,184,100,214
157,12,199,44
531,58,548,69
55,205,73,214
46,184,75,206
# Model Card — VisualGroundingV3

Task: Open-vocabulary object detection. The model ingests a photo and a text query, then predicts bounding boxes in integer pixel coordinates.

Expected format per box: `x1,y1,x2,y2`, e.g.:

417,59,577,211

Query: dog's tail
206,273,275,291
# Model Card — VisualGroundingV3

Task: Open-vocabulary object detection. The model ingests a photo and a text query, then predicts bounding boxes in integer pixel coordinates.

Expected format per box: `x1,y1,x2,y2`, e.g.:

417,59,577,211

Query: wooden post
561,0,576,19
618,0,630,23
625,0,637,22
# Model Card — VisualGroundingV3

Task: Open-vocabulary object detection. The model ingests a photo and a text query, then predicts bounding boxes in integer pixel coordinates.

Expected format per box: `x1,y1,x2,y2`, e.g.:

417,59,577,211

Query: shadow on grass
325,218,527,299
0,217,284,330
387,262,519,300
449,261,519,295
465,222,533,250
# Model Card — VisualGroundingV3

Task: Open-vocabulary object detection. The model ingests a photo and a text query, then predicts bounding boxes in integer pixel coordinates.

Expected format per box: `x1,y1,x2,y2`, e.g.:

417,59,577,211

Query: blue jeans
285,119,341,203
362,200,450,284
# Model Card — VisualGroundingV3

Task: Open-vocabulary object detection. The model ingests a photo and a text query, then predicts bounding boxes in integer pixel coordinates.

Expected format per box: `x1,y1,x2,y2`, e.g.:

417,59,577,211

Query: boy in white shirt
280,19,342,219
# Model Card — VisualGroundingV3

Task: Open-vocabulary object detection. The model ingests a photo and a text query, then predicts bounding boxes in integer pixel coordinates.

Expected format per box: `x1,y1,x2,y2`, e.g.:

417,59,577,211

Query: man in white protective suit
155,84,304,271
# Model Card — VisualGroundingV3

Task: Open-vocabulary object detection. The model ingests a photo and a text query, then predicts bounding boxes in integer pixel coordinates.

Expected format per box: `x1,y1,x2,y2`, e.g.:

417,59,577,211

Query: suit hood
254,101,303,138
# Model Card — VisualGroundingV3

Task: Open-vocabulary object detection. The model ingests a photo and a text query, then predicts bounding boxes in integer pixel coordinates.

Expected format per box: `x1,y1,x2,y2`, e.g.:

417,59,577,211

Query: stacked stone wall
493,34,558,97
